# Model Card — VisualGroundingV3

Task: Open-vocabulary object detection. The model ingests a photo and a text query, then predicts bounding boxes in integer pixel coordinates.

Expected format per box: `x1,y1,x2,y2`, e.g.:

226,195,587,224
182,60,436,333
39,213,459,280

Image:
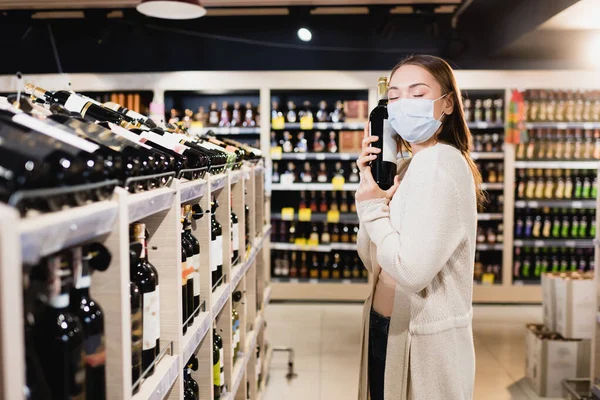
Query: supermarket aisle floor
263,303,554,400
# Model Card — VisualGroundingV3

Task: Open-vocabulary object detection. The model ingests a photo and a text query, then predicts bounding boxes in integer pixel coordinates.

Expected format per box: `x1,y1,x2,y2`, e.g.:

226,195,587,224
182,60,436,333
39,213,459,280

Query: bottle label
220,348,225,386
107,122,153,150
213,360,220,386
140,131,187,155
83,333,106,368
12,113,100,153
216,235,224,267
72,342,86,399
193,270,200,297
64,94,89,114
210,239,218,272
142,291,158,350
154,284,161,341
131,307,143,377
232,223,240,251
382,119,396,163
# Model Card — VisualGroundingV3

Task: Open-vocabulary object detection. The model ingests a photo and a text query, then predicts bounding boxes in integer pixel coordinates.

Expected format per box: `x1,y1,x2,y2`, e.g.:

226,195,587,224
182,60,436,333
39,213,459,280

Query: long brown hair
391,54,485,207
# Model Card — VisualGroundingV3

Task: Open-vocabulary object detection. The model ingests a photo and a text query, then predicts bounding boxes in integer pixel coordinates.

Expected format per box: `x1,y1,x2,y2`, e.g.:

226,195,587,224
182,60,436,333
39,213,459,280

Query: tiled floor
263,303,560,400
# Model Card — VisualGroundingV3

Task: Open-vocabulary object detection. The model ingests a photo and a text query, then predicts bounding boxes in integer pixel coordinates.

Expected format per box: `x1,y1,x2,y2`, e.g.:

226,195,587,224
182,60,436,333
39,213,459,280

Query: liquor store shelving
0,165,272,400
6,70,600,305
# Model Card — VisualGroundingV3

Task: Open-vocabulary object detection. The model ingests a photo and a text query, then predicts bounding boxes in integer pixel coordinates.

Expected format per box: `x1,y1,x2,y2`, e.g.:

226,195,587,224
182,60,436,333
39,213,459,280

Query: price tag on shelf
295,153,307,160
479,214,491,220
348,123,360,130
230,127,240,134
572,201,583,208
307,238,319,246
300,115,314,130
583,122,594,130
316,153,326,160
566,241,576,247
272,116,285,130
327,210,340,223
281,207,295,221
340,154,351,160
557,123,568,130
294,238,307,246
332,123,343,130
482,273,495,285
342,279,352,284
534,240,544,247
309,279,319,284
316,122,328,130
290,278,299,284
476,122,489,129
298,208,312,221
528,201,539,208
270,146,283,160
332,176,345,191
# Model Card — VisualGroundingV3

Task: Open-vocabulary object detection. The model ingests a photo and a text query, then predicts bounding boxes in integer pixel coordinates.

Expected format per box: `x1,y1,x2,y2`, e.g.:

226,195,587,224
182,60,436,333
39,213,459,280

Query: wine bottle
232,291,243,362
181,244,189,335
130,281,143,394
183,205,201,316
231,196,240,264
181,212,195,328
213,326,225,398
186,356,200,399
32,253,85,399
183,368,198,400
211,200,224,289
129,224,157,376
70,247,106,400
370,77,396,190
103,101,158,129
26,84,141,129
142,227,161,356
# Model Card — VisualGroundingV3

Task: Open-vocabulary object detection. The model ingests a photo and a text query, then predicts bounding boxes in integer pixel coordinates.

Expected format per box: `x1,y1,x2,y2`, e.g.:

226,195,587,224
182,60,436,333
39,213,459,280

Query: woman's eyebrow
388,83,431,90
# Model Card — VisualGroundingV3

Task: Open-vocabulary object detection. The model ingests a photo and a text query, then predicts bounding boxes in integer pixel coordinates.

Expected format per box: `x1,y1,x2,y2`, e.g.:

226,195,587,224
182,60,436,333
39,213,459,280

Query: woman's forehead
389,64,440,91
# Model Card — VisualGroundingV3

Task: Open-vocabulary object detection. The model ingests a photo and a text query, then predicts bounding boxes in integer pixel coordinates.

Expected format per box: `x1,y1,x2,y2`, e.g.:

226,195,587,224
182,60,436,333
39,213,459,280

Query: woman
355,54,483,400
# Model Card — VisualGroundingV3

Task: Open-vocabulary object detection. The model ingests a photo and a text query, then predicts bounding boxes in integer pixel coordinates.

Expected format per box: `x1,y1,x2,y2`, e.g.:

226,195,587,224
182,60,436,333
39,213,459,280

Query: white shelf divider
128,187,176,223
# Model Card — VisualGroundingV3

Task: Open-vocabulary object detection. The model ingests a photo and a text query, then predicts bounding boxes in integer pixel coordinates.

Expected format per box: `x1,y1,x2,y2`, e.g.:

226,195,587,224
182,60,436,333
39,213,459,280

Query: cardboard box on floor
541,273,558,331
554,277,595,339
525,324,591,398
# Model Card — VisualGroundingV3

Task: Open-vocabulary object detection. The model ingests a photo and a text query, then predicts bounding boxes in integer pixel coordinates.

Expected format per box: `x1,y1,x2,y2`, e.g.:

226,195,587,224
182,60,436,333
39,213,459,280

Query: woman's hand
357,125,380,172
356,166,400,202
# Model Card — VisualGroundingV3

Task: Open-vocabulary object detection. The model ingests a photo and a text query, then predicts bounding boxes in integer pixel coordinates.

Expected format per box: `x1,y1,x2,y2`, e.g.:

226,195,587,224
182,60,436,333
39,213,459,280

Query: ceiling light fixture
137,0,206,20
297,27,312,42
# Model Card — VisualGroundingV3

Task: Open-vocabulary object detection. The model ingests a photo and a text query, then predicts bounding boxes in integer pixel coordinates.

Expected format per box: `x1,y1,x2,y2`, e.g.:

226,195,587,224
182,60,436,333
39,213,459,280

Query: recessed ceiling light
297,27,312,42
137,0,207,20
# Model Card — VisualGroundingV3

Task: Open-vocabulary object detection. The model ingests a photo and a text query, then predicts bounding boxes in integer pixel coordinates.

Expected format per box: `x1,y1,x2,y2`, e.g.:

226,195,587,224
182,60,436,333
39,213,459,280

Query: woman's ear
443,93,455,116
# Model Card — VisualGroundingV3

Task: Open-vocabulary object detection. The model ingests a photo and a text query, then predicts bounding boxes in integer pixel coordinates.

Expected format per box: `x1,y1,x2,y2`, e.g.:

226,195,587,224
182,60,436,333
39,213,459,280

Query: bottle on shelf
281,131,293,153
295,131,308,153
243,102,256,127
219,101,231,127
369,77,396,190
70,246,106,400
184,205,201,316
313,130,325,152
213,325,225,399
300,162,313,183
211,199,224,290
310,253,320,279
130,224,158,376
330,101,345,123
183,367,197,400
130,280,143,394
231,199,240,265
231,101,242,127
286,101,297,123
31,252,86,399
348,162,360,183
181,213,196,329
321,254,331,279
289,251,299,278
327,131,338,153
317,162,328,183
316,101,329,122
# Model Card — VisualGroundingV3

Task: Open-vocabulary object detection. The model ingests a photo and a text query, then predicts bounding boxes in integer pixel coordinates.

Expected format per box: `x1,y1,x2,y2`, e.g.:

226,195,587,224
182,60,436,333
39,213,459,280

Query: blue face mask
387,94,448,144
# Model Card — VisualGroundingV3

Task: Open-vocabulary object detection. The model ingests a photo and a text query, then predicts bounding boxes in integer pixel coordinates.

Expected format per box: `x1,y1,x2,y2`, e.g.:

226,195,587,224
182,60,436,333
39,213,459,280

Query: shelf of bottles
0,85,272,400
269,90,369,299
512,89,600,285
465,90,507,285
165,91,262,149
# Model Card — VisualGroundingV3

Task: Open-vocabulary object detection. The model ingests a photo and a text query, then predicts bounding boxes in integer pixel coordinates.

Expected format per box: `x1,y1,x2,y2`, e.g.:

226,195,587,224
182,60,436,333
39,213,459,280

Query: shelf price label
281,207,295,221
294,238,307,246
482,273,495,285
270,146,283,160
327,210,340,223
272,116,285,130
331,176,345,191
300,115,314,130
298,208,312,221
316,122,328,130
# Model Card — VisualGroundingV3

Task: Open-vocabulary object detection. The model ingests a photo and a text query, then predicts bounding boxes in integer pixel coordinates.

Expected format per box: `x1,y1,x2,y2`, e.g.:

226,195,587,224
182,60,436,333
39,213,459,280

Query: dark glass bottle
181,214,195,328
183,205,201,316
32,253,85,399
187,355,200,398
130,281,143,394
214,327,225,398
182,245,189,335
70,247,106,400
211,200,224,289
369,77,396,190
129,224,157,375
143,228,160,356
231,201,240,264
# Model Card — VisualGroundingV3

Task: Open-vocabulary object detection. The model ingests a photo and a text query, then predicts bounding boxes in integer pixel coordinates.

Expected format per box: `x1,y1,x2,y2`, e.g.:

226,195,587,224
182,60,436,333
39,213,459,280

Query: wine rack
0,166,271,400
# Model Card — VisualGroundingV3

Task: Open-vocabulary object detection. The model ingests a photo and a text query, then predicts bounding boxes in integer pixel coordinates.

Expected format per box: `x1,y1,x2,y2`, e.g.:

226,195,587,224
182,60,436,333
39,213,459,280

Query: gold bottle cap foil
132,223,145,239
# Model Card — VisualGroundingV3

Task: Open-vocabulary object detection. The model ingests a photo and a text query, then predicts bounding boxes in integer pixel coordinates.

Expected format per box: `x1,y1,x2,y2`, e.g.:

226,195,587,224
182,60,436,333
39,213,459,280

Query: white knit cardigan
356,143,477,400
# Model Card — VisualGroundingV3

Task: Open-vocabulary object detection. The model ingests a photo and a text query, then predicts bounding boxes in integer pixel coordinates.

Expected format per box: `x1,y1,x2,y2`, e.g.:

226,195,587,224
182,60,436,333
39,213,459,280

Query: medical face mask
387,94,448,144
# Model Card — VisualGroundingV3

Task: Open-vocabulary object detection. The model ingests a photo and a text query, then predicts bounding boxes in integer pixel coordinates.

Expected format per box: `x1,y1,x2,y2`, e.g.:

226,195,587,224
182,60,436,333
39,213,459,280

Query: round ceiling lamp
137,0,207,20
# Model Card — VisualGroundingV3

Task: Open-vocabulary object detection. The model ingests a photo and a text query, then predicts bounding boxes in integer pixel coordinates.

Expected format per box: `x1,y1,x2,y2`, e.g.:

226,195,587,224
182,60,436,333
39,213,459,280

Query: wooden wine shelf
274,122,365,130
179,179,208,204
189,127,261,135
271,242,357,252
131,354,179,400
477,213,503,221
271,183,360,191
513,239,594,248
480,183,504,190
467,121,505,130
514,161,600,169
181,311,212,368
515,199,597,208
271,212,358,223
471,152,504,160
525,122,600,129
257,346,273,400
127,187,176,223
277,152,359,161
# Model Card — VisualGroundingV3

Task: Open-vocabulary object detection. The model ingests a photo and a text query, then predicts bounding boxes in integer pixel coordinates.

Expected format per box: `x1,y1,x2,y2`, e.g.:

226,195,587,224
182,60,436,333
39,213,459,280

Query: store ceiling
0,0,460,8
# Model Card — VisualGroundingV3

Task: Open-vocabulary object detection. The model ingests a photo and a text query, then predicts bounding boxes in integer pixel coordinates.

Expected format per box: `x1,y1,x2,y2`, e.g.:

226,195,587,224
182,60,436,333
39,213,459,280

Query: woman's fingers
361,135,379,150
357,154,378,170
384,175,401,199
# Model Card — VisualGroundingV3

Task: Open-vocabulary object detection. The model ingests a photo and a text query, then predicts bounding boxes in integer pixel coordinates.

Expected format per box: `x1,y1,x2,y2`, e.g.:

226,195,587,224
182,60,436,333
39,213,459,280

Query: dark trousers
369,309,390,400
